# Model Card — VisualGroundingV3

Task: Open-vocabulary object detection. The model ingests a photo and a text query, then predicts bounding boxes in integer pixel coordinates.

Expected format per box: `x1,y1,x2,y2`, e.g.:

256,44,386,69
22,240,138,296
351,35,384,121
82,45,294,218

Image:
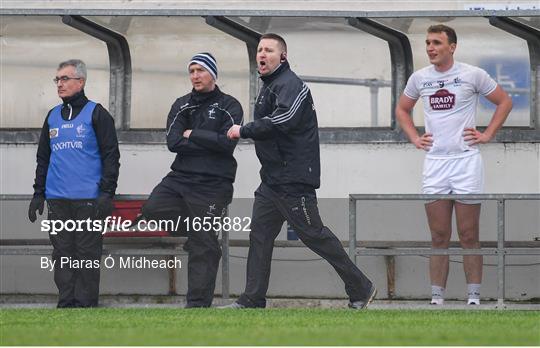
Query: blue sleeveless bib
45,101,102,199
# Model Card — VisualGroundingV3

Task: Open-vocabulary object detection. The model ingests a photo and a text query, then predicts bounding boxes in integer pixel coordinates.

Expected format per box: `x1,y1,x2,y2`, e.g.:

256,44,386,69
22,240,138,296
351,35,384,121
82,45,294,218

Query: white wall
1,142,538,300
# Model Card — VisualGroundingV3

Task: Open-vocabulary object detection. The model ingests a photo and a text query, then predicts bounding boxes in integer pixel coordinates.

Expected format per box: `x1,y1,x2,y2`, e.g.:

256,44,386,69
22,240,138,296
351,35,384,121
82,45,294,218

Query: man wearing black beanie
142,52,243,308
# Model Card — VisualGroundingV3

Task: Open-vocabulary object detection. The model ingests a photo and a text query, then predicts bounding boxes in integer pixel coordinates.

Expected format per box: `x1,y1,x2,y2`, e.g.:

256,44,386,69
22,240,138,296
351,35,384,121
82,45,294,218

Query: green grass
1,308,539,346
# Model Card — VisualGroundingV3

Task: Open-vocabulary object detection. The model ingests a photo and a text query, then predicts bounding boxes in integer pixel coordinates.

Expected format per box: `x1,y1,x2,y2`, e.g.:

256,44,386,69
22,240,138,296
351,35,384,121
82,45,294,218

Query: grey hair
58,59,87,80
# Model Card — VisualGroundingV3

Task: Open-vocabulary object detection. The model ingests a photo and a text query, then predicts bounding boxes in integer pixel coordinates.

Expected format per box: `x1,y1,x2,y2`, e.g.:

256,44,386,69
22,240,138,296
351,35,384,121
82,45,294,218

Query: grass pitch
1,308,539,346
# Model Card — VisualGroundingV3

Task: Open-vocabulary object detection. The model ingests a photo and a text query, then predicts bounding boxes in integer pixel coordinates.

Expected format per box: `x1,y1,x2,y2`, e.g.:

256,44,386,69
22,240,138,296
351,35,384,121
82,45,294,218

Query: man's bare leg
425,200,454,304
455,202,482,304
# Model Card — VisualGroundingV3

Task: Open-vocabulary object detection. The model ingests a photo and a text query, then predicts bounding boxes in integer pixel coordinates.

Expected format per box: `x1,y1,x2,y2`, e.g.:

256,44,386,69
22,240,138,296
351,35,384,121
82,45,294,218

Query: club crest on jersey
49,128,59,138
207,203,216,215
429,89,455,110
76,123,86,137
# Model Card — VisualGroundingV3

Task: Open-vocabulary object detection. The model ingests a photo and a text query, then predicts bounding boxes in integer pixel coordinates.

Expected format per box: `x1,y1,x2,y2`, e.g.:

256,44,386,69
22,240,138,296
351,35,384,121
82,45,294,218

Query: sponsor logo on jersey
61,123,74,129
76,124,86,138
51,141,83,151
429,89,456,110
49,128,59,138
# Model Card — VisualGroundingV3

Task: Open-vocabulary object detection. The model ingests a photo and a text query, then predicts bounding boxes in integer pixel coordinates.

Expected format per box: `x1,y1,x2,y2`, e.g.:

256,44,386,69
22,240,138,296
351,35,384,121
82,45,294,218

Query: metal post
349,196,357,264
247,44,259,121
385,255,395,299
488,17,539,130
62,15,132,130
204,16,261,122
370,85,379,126
496,199,506,309
347,17,413,130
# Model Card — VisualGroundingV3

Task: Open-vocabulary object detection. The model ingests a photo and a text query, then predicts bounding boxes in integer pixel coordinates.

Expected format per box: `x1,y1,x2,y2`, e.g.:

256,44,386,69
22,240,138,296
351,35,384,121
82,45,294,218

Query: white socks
430,284,481,305
467,283,481,305
430,285,445,305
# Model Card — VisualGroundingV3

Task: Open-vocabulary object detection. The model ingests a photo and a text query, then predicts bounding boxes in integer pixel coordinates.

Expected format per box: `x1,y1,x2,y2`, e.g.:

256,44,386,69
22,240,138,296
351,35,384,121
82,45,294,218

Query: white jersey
404,61,497,158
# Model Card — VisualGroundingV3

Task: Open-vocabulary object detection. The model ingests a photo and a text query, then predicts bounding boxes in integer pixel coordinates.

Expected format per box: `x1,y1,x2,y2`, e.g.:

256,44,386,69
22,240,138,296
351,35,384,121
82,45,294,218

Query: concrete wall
1,142,539,300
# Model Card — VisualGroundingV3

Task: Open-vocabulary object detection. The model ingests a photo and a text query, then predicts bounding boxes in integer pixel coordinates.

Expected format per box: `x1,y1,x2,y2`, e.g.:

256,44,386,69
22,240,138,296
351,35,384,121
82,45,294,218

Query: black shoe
349,286,377,310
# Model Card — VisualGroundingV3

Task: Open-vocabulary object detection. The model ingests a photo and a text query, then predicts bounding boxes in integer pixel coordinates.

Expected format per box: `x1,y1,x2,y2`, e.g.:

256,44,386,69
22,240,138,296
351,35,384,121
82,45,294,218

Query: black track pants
237,183,373,308
142,175,227,307
47,199,102,308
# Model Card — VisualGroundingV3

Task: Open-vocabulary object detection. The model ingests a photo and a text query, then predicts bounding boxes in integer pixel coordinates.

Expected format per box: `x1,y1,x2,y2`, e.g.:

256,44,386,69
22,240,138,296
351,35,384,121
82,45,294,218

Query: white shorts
422,152,484,204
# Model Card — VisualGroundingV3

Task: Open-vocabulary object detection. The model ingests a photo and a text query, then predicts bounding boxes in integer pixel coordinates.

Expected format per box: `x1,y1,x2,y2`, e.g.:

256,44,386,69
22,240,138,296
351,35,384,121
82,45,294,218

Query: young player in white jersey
395,24,513,305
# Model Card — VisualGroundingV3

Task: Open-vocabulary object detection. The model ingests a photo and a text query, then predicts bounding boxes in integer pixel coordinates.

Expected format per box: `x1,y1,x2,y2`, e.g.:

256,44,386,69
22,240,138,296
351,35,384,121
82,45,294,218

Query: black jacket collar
190,85,221,104
260,61,290,84
61,90,88,108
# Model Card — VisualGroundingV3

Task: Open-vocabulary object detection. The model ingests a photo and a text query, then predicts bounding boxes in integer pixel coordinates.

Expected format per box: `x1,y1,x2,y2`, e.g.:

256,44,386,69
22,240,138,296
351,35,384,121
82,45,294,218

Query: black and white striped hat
188,53,218,80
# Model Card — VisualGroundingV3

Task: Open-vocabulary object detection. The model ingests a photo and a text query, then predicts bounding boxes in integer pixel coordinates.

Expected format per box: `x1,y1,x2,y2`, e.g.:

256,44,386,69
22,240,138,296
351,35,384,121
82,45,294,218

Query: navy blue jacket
167,86,243,183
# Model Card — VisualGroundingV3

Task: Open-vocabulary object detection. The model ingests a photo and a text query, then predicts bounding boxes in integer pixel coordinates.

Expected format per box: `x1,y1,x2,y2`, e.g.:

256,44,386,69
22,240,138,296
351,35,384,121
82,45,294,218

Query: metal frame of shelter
0,8,539,143
348,193,540,308
1,193,539,307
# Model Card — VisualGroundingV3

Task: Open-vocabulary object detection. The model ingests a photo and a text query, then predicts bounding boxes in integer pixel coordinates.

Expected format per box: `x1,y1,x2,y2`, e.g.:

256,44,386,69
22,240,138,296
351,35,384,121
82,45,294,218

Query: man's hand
227,125,242,140
463,127,491,145
95,194,114,219
183,129,192,138
412,133,433,151
28,195,45,223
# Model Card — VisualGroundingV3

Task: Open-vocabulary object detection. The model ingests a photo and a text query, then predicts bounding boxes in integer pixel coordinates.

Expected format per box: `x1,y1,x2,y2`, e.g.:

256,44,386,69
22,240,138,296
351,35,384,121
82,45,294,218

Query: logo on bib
429,89,455,110
49,128,59,138
76,124,86,138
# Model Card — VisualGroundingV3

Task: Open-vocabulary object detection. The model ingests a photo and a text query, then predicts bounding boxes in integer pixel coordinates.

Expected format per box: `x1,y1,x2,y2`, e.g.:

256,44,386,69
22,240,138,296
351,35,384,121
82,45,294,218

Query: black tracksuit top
240,62,321,189
166,86,243,183
33,91,120,198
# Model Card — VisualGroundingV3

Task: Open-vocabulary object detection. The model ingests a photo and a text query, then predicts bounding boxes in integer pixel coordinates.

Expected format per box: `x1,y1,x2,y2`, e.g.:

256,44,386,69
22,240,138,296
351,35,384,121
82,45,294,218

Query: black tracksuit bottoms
141,173,228,308
47,199,103,308
237,183,373,308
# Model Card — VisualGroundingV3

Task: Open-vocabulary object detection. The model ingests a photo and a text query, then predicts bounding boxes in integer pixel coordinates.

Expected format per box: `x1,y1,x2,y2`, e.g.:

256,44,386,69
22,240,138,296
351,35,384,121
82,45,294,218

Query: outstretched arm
230,82,309,141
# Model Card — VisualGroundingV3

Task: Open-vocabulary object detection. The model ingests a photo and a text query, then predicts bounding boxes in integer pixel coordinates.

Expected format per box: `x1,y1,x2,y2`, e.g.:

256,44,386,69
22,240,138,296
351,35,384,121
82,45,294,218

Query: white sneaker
430,298,444,305
467,298,480,305
217,301,246,309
